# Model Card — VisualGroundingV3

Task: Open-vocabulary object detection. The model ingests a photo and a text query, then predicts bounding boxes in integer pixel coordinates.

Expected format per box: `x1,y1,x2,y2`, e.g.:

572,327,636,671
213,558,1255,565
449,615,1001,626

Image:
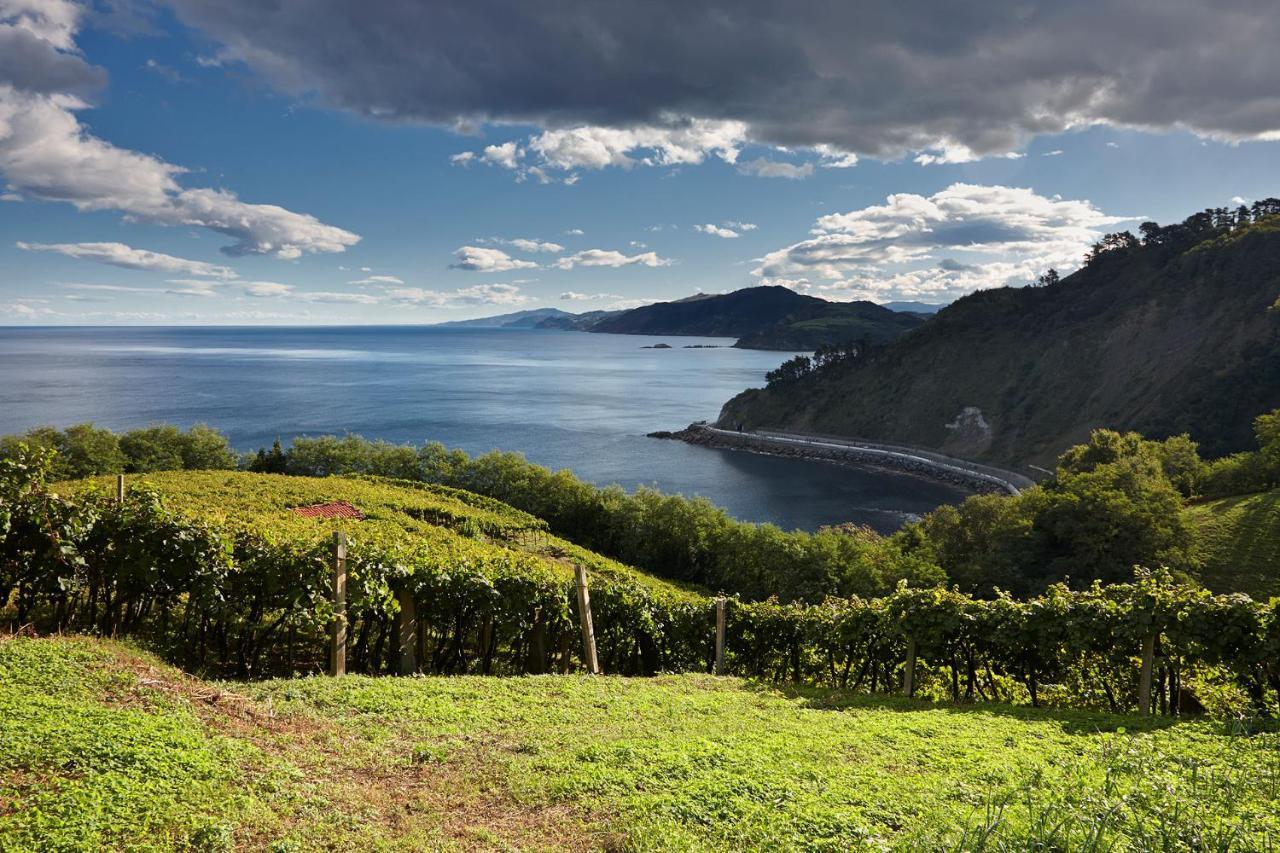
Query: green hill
720,212,1280,467
564,285,926,350
1186,487,1280,600
53,470,700,603
3,636,1276,851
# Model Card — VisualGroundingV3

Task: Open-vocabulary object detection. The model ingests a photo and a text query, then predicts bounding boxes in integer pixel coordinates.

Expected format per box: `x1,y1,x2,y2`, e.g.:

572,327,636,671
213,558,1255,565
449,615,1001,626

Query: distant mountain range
436,287,927,350
432,307,581,329
719,209,1280,467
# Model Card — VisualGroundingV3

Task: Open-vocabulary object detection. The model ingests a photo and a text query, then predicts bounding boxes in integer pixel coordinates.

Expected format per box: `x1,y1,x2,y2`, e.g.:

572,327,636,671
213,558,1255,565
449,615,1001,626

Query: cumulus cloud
723,221,757,231
0,2,359,258
448,246,539,272
552,249,673,270
17,240,239,279
242,282,294,298
161,0,1280,161
559,290,622,301
479,237,564,253
383,283,528,307
563,228,584,236
348,274,404,285
694,224,739,239
737,159,813,180
754,183,1132,302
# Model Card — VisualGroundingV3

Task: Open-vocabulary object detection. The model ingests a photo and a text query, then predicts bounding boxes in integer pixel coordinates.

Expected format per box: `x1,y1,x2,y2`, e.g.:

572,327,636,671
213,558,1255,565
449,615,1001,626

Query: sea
0,325,970,532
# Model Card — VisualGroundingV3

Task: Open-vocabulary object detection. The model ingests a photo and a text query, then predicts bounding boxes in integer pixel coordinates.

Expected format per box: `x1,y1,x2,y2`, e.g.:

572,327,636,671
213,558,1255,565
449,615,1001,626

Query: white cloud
754,183,1132,302
813,145,858,168
724,221,757,231
0,7,359,259
914,142,1024,165
482,141,522,169
1231,195,1248,206
560,290,622,301
694,224,739,239
17,240,239,279
507,238,563,253
384,283,528,307
527,119,747,171
563,228,584,236
448,245,539,272
449,151,476,165
242,281,293,298
455,283,527,305
736,158,814,179
298,290,381,304
1042,149,1064,157
552,249,673,270
0,191,21,201
348,274,404,285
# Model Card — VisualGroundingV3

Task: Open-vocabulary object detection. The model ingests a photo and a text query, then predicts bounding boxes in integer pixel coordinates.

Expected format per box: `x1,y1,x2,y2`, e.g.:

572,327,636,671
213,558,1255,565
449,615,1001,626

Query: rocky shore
649,423,1031,495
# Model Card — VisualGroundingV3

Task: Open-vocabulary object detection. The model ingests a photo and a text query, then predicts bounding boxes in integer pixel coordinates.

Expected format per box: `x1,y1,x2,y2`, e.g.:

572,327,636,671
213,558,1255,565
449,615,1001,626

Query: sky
2,0,1279,325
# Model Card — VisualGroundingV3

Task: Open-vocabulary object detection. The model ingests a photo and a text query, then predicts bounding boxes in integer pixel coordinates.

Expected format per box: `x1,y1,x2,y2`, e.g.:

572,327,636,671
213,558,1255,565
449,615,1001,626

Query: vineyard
2,450,1277,717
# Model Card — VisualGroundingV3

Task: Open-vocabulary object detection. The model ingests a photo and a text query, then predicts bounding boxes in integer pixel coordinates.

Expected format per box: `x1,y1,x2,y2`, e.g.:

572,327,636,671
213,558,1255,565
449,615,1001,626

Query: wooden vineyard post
329,531,347,677
396,585,417,676
714,598,727,675
559,633,572,675
574,564,600,675
526,608,546,674
116,474,125,504
903,637,917,697
1138,633,1156,715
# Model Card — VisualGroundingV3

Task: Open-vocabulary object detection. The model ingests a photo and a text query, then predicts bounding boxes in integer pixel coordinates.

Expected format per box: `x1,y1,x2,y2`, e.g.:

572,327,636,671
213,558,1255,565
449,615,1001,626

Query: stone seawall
650,424,1028,495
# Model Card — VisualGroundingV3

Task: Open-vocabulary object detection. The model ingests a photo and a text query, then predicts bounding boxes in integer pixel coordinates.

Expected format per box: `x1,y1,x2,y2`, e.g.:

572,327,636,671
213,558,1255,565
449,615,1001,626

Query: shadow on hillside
736,679,1189,735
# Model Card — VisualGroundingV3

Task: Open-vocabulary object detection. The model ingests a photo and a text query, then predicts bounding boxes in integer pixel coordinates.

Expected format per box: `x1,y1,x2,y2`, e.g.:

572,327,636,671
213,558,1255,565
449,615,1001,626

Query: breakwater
650,424,1034,495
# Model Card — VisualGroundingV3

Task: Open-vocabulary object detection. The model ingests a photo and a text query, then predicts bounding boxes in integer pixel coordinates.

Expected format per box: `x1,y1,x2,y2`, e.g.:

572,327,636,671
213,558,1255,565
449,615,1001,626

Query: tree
250,439,289,474
180,424,237,470
1034,268,1060,288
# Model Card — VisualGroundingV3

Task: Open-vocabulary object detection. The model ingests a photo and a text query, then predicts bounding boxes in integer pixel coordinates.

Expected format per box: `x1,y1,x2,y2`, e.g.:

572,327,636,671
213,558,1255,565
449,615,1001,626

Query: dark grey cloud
164,0,1280,157
0,26,104,95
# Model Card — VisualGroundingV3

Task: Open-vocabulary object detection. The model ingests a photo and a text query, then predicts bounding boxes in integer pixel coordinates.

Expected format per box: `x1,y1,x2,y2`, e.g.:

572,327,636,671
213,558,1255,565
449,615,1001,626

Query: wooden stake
903,637,917,697
558,633,571,674
526,607,546,674
396,585,417,676
574,564,600,675
1138,633,1156,715
329,531,347,677
116,474,125,504
714,598,726,676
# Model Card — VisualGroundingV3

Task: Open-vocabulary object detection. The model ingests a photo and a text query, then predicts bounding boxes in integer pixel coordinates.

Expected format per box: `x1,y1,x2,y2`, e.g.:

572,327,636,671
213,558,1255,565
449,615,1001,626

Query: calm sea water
0,326,969,531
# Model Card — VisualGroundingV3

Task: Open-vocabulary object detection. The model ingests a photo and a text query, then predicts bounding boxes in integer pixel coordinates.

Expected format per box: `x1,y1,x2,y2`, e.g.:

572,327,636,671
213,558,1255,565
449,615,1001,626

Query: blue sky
2,0,1279,325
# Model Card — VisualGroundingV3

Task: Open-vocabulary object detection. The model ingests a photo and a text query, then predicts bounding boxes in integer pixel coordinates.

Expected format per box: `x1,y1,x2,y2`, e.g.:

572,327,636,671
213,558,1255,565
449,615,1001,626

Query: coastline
650,423,1036,496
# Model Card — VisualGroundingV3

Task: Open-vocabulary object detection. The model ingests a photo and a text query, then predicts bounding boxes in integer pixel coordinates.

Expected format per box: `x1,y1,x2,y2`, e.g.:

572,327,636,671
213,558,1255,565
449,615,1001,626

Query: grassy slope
54,471,702,603
1186,488,1280,600
3,638,1278,851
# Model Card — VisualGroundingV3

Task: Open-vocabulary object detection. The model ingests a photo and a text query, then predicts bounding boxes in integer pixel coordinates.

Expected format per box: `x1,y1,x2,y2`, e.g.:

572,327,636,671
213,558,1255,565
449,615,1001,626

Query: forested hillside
559,285,925,350
720,205,1280,467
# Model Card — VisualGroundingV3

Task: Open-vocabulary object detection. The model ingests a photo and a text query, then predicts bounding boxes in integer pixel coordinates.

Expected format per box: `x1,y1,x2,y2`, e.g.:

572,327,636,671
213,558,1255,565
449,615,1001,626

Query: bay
0,325,970,532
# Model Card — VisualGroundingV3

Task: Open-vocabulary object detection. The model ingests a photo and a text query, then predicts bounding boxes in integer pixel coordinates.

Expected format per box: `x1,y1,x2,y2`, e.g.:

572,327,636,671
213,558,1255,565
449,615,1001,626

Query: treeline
2,449,1277,715
765,340,870,388
2,408,1278,601
1085,198,1280,265
0,423,237,481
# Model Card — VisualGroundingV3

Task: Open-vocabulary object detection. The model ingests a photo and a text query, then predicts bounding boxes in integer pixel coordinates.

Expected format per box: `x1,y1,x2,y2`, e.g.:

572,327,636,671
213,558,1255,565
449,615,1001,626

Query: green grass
1186,488,1280,600
3,637,1278,851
